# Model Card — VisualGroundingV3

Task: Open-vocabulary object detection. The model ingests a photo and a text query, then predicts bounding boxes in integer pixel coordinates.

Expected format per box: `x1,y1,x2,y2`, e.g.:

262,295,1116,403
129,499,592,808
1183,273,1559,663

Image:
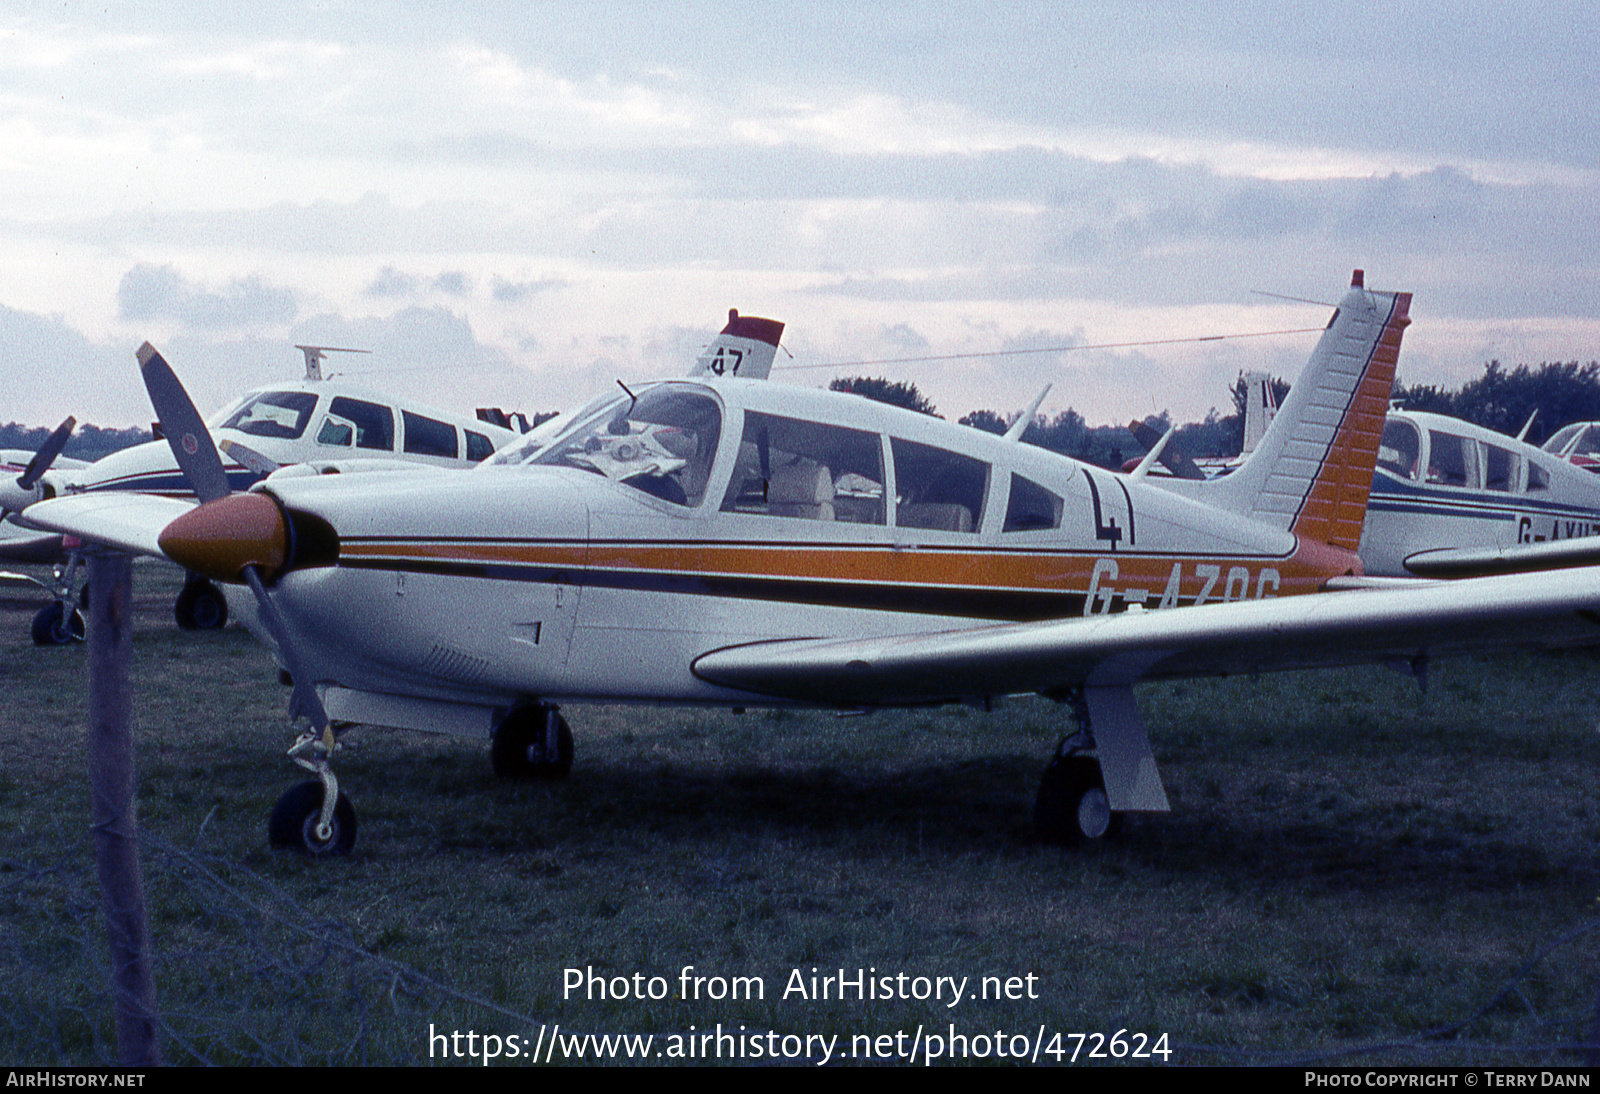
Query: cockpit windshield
218,390,320,440
497,384,724,507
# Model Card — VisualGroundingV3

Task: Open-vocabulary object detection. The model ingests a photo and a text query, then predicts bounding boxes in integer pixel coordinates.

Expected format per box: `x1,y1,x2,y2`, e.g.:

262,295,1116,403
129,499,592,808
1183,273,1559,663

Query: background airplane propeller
16,416,76,493
1,415,76,522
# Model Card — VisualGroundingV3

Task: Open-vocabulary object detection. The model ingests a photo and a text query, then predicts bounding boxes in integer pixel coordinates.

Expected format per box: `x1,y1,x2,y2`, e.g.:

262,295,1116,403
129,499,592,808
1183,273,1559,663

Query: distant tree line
836,360,1600,466
1391,361,1600,446
0,421,152,462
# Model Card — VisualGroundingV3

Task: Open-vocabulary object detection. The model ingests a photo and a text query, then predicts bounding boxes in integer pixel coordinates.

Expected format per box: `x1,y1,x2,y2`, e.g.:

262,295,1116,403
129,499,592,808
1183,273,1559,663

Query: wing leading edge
691,567,1600,707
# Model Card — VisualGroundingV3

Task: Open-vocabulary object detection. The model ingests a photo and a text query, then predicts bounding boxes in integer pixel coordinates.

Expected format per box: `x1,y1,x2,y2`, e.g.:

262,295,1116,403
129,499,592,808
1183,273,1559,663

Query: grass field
2,558,1599,1066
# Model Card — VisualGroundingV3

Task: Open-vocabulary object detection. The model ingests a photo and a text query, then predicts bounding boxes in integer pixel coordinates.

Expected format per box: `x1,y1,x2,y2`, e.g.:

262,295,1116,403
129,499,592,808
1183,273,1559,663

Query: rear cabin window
720,411,884,524
1004,474,1064,532
1481,443,1520,492
891,438,990,533
403,411,459,458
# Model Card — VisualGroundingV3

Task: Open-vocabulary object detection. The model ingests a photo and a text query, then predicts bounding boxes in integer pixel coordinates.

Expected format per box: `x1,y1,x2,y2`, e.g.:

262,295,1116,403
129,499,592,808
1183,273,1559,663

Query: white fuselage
1359,410,1600,576
225,377,1355,724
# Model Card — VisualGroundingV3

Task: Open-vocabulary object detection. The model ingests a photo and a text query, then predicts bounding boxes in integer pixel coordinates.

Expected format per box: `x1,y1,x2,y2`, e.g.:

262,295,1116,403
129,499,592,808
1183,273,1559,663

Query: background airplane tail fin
688,309,785,380
1209,271,1411,552
1240,371,1277,455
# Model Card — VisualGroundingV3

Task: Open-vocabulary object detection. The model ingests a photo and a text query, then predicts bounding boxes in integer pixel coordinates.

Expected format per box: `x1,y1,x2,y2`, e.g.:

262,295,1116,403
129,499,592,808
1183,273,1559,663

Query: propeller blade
241,565,330,734
137,343,231,504
218,438,281,477
17,417,75,489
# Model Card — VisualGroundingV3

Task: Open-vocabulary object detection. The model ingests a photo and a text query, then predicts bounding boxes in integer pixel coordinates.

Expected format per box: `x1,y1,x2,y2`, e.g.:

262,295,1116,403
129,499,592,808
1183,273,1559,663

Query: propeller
17,416,76,491
137,342,331,739
2,416,76,520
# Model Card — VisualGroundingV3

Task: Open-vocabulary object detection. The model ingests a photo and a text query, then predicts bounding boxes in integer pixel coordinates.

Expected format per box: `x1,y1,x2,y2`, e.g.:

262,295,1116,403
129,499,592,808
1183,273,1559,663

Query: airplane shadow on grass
346,741,1590,896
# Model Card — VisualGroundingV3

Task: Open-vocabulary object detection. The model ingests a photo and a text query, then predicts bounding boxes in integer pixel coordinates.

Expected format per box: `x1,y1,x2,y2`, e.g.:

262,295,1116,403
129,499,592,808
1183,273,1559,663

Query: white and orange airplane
27,272,1600,855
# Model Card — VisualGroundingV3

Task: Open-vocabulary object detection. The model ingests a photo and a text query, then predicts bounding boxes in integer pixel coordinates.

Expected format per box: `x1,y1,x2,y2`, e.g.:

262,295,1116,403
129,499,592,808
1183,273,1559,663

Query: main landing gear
23,556,85,646
1035,746,1120,845
492,704,574,780
31,600,85,646
1033,686,1170,845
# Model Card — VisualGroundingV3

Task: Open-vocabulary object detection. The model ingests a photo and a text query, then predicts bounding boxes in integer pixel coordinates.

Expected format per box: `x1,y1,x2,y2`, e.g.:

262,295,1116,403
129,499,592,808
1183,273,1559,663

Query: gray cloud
116,264,299,329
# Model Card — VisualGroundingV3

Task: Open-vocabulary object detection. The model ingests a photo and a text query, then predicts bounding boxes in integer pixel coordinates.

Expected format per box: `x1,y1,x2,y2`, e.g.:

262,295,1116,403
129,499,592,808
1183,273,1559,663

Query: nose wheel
269,780,357,856
174,576,228,630
269,727,357,856
492,705,574,780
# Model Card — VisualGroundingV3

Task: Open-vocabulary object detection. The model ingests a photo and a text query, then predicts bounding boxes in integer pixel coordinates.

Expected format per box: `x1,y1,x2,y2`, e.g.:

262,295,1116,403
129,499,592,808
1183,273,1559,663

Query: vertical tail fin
687,309,785,380
1239,371,1276,455
1201,271,1412,552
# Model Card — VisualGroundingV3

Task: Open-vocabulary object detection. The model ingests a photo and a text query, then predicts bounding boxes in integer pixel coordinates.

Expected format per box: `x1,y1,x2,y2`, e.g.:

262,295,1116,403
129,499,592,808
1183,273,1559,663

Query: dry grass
2,559,1599,1065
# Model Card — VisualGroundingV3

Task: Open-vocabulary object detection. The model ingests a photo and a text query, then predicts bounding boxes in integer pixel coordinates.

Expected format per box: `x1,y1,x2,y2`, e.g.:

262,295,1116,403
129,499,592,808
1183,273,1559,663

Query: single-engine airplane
1139,365,1600,580
1,346,523,642
1359,409,1600,577
28,272,1600,855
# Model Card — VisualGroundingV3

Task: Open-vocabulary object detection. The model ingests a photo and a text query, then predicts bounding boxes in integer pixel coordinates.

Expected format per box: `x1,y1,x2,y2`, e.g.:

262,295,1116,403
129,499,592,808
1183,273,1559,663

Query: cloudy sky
3,2,1598,434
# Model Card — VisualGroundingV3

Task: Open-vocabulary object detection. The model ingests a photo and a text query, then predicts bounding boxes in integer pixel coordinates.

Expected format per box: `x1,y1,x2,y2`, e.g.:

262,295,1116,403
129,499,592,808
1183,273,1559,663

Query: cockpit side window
403,410,459,458
720,411,884,524
534,386,722,507
892,438,990,533
1377,419,1421,481
327,397,394,451
221,391,319,440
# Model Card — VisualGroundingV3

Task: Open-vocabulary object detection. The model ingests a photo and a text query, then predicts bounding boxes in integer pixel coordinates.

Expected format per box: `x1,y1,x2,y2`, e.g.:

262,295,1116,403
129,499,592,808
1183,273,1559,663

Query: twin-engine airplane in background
27,272,1600,855
2,346,522,643
4,318,788,646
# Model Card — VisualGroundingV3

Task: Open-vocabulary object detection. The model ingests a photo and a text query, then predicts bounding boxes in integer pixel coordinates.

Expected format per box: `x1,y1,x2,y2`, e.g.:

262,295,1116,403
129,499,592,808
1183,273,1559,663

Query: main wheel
268,781,357,856
31,602,85,646
492,709,574,780
1035,755,1121,845
175,580,228,630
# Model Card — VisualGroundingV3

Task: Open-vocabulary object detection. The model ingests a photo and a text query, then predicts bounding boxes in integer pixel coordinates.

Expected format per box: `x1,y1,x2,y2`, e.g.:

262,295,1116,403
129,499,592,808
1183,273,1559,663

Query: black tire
31,602,85,646
1035,755,1121,845
492,708,574,780
175,580,228,631
268,781,357,856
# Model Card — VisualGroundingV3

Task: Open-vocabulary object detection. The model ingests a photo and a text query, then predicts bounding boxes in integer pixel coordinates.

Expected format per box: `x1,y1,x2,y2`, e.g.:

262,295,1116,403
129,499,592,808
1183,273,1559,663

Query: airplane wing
692,567,1600,706
0,521,67,564
19,492,196,559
